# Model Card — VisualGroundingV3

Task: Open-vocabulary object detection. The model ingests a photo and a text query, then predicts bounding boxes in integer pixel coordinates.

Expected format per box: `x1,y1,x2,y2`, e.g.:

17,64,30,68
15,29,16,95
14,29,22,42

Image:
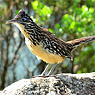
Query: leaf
82,5,88,13
41,6,52,16
48,28,54,33
32,1,38,10
89,7,94,13
64,14,69,20
70,21,75,29
55,23,60,30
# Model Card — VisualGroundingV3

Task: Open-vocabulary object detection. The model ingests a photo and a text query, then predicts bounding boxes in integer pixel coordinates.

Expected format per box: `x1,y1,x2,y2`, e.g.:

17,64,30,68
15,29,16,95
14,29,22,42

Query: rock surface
0,73,95,95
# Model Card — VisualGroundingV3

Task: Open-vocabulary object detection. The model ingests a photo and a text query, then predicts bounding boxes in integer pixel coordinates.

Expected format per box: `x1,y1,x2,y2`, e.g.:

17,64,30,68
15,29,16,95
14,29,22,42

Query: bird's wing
40,27,72,59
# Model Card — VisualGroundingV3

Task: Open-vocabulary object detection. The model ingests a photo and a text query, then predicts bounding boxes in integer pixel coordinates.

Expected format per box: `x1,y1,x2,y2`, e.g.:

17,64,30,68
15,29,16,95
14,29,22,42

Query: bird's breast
25,38,65,64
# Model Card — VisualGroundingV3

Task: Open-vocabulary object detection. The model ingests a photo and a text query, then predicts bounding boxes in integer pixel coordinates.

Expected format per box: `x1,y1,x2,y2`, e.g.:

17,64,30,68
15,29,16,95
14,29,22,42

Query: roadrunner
6,9,95,75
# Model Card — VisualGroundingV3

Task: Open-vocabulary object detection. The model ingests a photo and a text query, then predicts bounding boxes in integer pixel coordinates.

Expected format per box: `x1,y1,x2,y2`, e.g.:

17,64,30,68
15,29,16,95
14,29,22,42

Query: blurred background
0,0,95,90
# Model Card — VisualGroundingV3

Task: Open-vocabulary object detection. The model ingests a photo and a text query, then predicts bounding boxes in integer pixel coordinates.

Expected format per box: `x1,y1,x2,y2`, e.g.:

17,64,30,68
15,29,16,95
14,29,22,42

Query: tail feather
67,36,95,48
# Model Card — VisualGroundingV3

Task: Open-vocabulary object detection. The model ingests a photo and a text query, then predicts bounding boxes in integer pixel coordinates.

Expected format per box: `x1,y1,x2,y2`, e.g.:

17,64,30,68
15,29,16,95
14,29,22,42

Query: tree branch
9,38,23,66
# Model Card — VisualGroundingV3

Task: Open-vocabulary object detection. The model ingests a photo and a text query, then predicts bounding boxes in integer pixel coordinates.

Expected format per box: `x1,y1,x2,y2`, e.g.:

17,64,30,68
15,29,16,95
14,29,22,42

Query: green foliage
32,1,52,20
62,5,95,36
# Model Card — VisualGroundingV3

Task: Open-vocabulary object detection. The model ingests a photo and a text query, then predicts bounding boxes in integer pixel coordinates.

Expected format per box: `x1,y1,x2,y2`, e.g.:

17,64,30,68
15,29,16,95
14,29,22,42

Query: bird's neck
14,23,28,37
14,22,41,38
14,22,42,46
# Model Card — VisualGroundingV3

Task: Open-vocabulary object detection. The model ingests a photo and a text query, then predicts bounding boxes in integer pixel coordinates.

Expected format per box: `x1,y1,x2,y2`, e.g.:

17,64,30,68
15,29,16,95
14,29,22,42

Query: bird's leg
41,64,51,76
47,64,57,75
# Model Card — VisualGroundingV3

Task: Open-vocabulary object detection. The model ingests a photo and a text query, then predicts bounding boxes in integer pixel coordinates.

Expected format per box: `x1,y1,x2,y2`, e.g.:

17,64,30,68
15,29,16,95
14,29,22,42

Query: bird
6,9,95,76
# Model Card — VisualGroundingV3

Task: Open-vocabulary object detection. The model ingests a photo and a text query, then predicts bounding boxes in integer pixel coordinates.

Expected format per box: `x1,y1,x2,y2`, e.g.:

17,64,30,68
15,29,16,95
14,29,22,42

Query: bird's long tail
67,36,95,50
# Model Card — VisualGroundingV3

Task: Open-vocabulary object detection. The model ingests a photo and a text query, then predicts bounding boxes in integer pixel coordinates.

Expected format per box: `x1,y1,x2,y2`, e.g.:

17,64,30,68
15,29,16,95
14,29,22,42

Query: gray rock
1,73,95,95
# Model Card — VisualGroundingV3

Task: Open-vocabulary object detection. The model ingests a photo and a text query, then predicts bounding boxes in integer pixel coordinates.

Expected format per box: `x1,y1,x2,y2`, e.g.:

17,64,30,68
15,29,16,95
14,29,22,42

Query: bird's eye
22,17,29,22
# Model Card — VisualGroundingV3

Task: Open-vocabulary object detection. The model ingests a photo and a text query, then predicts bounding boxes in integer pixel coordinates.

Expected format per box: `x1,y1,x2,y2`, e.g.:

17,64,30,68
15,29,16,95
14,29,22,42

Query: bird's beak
6,19,17,24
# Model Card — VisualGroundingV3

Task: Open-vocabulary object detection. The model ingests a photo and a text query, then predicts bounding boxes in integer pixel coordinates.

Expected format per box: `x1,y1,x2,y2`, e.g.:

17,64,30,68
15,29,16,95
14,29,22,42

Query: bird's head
6,9,33,25
6,9,36,37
